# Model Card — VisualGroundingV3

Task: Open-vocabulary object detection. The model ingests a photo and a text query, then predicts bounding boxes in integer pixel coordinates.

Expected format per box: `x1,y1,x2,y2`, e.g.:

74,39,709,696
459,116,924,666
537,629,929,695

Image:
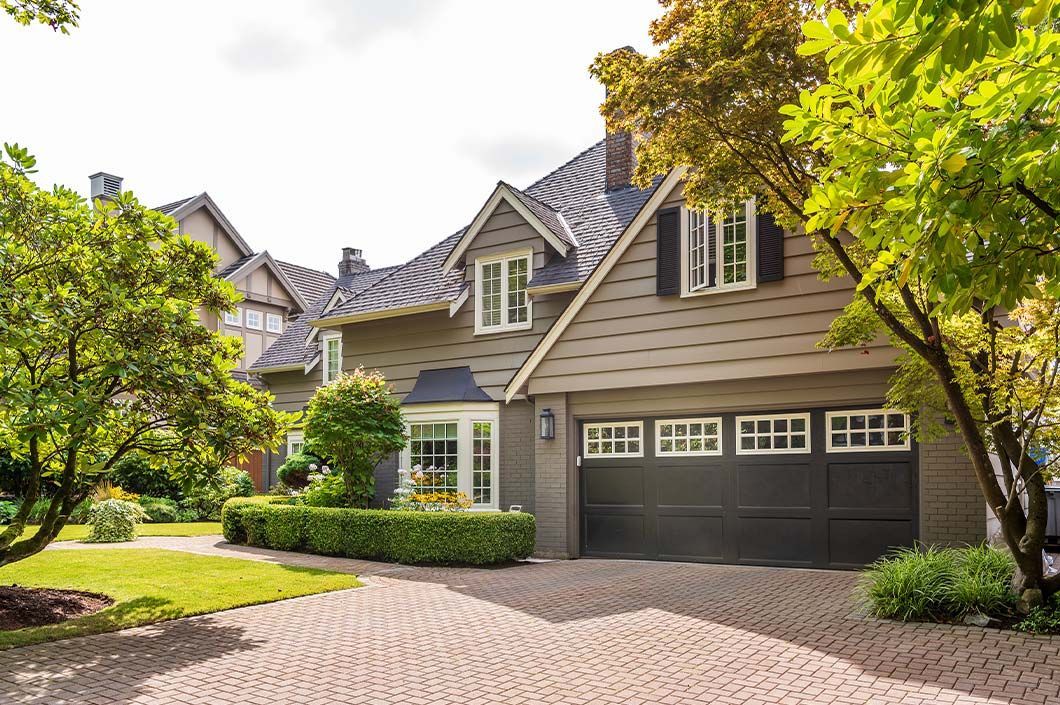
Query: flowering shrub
301,464,347,508
92,480,140,503
85,499,149,542
390,466,473,511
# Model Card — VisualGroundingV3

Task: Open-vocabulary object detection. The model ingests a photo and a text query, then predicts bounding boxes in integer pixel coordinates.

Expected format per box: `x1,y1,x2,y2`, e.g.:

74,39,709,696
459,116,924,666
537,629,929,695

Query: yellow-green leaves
939,153,967,173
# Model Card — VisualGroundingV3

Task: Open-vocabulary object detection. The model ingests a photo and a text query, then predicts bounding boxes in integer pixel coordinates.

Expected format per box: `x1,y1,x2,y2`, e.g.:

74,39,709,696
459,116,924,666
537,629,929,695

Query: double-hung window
266,313,283,333
475,251,531,334
322,334,341,384
245,309,262,330
684,200,756,295
287,431,304,456
402,403,499,509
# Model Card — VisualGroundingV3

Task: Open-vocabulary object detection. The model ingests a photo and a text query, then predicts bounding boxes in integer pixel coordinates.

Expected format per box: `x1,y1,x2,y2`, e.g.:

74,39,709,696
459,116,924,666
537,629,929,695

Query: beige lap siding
918,432,987,546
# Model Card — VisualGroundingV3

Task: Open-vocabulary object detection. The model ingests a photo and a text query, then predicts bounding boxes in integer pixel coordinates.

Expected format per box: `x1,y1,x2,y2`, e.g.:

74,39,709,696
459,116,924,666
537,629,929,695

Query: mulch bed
0,585,113,631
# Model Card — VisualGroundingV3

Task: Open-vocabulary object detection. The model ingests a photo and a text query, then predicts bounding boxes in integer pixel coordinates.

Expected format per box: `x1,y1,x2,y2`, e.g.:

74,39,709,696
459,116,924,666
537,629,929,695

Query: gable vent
88,172,123,200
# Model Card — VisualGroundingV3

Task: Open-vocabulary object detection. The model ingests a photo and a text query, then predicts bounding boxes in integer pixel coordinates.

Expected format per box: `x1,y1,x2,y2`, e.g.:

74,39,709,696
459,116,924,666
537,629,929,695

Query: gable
179,207,247,271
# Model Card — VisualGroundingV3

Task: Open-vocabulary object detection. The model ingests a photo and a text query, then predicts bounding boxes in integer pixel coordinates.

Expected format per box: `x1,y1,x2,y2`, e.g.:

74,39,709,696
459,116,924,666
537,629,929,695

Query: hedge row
221,498,535,565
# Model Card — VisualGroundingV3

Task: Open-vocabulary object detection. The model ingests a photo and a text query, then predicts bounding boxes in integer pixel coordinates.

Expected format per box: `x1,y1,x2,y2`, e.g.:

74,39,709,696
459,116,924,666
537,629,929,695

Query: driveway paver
4,539,1060,705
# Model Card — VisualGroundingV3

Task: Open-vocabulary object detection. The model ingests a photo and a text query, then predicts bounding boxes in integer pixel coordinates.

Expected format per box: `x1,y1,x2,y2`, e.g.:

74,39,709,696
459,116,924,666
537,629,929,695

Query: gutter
311,301,451,328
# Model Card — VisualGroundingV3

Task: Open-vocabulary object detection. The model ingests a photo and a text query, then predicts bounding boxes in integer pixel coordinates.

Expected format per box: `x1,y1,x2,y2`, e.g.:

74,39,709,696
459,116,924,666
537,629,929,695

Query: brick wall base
534,393,571,558
919,432,987,546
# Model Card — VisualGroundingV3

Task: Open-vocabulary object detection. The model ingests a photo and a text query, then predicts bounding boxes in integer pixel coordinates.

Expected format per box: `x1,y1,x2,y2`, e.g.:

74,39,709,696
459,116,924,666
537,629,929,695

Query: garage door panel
827,461,913,510
737,463,811,509
828,518,913,566
656,465,725,508
737,517,813,564
658,516,725,561
583,467,643,507
584,514,647,557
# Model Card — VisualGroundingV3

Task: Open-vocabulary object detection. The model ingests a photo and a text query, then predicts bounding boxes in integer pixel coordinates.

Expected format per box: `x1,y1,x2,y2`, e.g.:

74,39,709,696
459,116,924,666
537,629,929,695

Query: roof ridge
522,138,605,194
499,180,563,213
277,259,337,281
335,232,464,312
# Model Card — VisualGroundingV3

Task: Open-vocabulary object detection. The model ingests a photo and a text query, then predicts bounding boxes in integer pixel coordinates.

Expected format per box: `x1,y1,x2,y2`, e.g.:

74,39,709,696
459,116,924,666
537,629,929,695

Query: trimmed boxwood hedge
221,498,535,565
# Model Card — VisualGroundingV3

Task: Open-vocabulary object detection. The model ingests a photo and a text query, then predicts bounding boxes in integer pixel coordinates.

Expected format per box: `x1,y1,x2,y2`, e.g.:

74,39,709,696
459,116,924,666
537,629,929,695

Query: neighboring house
88,173,334,488
251,122,987,569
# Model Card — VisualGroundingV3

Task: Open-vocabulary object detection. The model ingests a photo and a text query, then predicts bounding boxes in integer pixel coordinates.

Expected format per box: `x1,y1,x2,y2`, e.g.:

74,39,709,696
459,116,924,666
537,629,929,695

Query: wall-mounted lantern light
539,408,555,440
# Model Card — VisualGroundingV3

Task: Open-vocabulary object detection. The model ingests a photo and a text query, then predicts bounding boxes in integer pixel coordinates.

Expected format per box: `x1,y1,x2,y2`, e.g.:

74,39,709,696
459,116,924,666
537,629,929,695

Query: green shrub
221,496,293,544
139,496,180,523
1015,593,1060,634
301,473,347,507
222,499,535,565
23,497,94,525
860,544,1017,622
181,466,256,520
110,454,184,500
277,451,321,489
0,450,33,496
0,500,17,524
85,499,149,543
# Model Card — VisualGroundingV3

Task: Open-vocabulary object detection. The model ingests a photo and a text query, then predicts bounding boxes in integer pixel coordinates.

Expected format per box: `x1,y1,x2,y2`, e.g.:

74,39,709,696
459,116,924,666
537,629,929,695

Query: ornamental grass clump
85,499,149,543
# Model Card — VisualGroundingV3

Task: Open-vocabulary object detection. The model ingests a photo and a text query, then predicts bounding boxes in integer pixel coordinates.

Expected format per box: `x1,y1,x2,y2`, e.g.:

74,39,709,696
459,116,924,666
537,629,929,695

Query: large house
248,118,987,568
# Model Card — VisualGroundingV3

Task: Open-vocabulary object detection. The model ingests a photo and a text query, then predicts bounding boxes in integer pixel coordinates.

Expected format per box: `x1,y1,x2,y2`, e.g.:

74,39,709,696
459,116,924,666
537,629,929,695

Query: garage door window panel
827,410,910,451
656,418,722,456
736,414,810,454
584,422,643,457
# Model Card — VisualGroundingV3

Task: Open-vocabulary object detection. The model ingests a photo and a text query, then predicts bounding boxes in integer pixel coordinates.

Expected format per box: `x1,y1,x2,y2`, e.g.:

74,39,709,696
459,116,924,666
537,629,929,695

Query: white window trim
400,402,500,510
286,431,304,457
224,307,242,327
322,333,342,385
266,312,283,333
680,199,757,297
825,409,911,452
655,418,723,456
245,309,263,330
474,249,533,335
735,413,812,455
583,421,645,458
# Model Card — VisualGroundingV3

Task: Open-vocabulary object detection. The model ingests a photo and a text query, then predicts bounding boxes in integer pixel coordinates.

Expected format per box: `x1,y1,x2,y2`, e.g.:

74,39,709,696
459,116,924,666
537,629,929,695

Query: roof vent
338,247,370,276
88,172,123,200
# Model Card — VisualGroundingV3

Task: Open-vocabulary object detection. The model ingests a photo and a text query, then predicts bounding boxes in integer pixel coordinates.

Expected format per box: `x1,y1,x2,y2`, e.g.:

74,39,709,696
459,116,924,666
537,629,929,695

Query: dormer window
683,200,756,295
475,251,532,334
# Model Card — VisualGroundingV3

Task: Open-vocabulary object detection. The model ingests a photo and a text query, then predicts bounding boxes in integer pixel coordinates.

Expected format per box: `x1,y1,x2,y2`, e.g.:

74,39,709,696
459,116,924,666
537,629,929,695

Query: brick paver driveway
3,540,1060,705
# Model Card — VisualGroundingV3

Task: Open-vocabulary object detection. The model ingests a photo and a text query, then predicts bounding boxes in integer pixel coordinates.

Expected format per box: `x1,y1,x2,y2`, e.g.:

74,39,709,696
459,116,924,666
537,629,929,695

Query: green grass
0,548,360,649
18,521,223,542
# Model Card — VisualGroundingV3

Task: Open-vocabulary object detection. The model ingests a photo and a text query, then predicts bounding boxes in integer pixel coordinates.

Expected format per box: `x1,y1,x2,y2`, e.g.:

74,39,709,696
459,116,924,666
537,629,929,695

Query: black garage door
579,408,917,569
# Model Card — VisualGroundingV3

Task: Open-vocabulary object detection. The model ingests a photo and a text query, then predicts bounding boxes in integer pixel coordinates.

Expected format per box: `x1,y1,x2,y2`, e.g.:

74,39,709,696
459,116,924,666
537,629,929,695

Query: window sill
474,321,534,336
681,281,757,298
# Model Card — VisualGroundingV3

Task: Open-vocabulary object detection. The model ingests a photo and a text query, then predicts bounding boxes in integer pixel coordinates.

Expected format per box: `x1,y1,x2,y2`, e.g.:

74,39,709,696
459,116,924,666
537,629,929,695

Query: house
88,172,337,488
250,120,988,568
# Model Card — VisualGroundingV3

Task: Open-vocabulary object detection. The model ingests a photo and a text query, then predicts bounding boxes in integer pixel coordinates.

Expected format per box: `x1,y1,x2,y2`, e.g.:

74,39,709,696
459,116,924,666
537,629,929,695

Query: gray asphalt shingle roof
155,196,196,215
277,261,336,305
216,254,258,279
250,265,398,371
501,182,577,249
320,139,660,321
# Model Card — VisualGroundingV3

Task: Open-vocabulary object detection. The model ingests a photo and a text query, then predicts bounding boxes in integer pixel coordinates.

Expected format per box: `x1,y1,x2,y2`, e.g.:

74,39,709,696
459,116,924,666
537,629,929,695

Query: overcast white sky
2,0,661,273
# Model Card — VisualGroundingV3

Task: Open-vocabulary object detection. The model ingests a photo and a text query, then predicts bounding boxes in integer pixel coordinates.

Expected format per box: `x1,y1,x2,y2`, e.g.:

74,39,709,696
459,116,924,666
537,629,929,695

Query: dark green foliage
23,497,93,525
861,544,1016,622
301,474,347,508
1015,593,1060,634
0,450,33,496
220,496,294,544
0,500,17,523
180,467,256,521
222,499,535,565
277,451,321,489
111,455,184,501
138,496,180,523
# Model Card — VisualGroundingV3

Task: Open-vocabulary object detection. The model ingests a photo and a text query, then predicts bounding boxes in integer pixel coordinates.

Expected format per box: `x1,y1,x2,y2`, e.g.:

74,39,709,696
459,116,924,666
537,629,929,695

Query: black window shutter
757,208,785,283
656,207,681,296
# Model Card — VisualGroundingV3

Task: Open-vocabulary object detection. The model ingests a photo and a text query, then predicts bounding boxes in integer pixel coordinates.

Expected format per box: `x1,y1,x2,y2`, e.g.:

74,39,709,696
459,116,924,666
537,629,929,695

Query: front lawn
0,548,360,649
18,521,223,542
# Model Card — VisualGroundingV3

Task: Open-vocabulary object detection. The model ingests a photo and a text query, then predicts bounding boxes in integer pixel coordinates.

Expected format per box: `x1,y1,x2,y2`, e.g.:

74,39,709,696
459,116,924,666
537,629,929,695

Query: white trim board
504,167,687,402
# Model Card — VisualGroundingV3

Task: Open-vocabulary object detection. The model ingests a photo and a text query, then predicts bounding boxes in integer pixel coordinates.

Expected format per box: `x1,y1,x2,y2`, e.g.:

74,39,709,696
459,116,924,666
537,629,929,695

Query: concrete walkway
2,537,1058,704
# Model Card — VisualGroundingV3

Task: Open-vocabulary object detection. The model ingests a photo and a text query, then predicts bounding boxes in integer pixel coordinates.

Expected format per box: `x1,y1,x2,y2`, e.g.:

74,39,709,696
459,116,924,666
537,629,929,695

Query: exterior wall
919,432,987,545
500,400,535,513
526,183,896,397
462,200,551,280
534,392,573,558
261,367,317,486
179,208,243,271
218,298,289,369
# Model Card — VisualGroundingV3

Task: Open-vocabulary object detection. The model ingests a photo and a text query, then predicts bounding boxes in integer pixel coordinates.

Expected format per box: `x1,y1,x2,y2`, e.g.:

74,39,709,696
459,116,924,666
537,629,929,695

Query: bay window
401,403,499,509
475,251,532,334
683,199,756,295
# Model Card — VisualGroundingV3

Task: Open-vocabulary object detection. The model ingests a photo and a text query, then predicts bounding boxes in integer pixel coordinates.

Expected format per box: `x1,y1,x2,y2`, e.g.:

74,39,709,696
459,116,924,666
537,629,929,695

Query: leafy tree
303,367,407,508
594,0,1060,604
0,145,295,566
1,0,78,32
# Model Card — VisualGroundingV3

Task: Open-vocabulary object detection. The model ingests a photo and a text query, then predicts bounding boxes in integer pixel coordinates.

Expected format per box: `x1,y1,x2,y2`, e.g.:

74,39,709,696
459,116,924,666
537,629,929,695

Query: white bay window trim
322,334,342,385
400,402,500,510
680,199,757,297
474,249,533,335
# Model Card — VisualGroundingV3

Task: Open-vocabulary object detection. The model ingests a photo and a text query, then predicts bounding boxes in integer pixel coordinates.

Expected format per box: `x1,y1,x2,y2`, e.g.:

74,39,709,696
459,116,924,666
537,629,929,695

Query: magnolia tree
1,0,79,32
0,145,295,566
303,367,407,507
594,0,1059,605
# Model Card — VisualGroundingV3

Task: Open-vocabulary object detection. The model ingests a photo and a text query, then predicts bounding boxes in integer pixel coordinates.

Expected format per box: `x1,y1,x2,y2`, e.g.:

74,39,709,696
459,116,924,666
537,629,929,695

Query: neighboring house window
475,252,532,334
656,418,722,456
684,200,756,295
287,431,304,456
223,308,242,327
827,410,910,451
245,309,262,330
402,403,500,509
266,313,283,333
736,413,810,454
584,422,643,457
322,335,341,384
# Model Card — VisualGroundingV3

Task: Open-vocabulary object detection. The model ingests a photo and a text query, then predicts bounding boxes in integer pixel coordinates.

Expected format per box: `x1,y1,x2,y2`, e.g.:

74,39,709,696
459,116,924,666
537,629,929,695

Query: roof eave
311,300,452,328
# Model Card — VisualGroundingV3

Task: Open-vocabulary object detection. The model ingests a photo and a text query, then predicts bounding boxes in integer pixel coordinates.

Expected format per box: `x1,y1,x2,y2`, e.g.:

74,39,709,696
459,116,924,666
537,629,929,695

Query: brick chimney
88,172,123,201
604,46,638,192
338,247,369,276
